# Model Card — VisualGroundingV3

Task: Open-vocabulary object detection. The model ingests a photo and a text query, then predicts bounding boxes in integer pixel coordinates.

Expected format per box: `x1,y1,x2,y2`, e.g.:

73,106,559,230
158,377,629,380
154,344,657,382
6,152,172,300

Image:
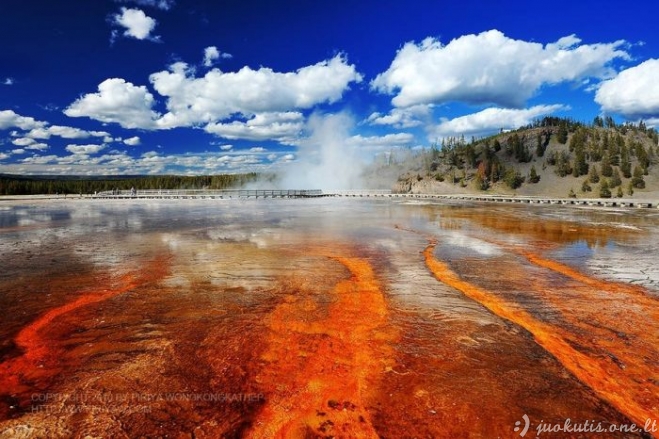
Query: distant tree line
0,173,259,195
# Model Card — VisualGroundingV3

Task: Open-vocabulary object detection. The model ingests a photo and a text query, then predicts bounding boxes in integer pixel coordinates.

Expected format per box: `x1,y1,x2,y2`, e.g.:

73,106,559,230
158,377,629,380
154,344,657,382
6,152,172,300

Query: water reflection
434,202,646,249
0,199,657,438
0,206,72,229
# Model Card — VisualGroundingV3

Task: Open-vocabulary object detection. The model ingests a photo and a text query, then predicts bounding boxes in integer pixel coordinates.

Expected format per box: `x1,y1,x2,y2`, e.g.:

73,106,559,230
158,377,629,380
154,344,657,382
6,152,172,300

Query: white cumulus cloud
0,110,46,130
151,55,362,128
205,112,304,143
372,30,629,108
26,125,109,140
348,133,415,148
123,136,141,146
429,104,566,139
65,144,107,155
112,7,159,41
64,78,160,129
203,46,220,67
595,59,659,119
366,105,431,128
25,143,49,151
1,111,113,158
202,46,231,67
12,137,36,146
62,54,360,140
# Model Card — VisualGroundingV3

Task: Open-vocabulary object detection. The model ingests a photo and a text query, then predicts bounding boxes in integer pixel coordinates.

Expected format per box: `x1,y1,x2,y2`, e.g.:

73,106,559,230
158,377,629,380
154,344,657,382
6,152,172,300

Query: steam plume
280,112,365,190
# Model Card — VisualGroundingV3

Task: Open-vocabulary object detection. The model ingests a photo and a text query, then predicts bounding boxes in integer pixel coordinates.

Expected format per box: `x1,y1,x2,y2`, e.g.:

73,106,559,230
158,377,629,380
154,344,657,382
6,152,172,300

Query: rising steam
279,112,366,190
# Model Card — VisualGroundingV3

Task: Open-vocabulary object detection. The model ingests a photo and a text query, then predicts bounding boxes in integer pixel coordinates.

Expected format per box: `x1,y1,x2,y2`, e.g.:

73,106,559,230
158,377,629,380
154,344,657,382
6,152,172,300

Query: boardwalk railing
326,190,393,197
91,189,658,209
94,189,324,199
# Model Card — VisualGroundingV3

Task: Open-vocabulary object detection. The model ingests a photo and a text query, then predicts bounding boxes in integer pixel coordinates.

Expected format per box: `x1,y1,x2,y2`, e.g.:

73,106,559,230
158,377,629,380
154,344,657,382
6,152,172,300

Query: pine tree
600,154,613,177
555,151,572,177
504,169,524,189
589,143,602,162
602,132,609,151
599,179,611,198
632,165,646,189
620,155,632,178
572,149,589,177
588,164,600,183
557,123,568,144
616,186,624,198
605,116,616,128
636,142,650,171
490,161,501,183
535,133,545,157
610,169,622,188
627,181,634,196
528,165,540,183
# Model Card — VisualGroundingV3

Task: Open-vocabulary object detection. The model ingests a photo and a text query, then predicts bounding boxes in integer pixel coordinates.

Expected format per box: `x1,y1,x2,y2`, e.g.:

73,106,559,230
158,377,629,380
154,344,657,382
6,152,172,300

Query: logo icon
515,414,530,437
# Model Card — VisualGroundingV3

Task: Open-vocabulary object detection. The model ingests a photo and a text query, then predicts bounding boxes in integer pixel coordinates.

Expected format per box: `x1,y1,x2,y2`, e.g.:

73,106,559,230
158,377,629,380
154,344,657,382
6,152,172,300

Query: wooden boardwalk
378,193,658,209
94,189,325,199
90,189,659,209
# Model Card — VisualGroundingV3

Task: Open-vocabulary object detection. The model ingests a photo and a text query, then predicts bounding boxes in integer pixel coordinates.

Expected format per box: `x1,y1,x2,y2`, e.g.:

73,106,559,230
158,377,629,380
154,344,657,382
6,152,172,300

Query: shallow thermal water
0,198,657,438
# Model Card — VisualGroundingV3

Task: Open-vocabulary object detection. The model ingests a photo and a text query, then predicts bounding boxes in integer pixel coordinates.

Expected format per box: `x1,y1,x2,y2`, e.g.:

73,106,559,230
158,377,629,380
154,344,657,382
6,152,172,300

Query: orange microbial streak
522,250,659,303
0,256,170,397
423,242,658,436
247,256,395,439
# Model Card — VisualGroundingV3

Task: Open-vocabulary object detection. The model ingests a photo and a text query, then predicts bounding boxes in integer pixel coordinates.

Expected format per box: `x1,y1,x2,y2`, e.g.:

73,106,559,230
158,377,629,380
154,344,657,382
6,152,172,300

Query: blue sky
1,0,659,175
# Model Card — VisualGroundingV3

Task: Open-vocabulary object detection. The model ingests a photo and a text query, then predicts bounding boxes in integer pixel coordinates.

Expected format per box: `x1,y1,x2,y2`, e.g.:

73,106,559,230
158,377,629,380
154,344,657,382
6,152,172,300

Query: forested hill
0,173,258,195
391,117,659,198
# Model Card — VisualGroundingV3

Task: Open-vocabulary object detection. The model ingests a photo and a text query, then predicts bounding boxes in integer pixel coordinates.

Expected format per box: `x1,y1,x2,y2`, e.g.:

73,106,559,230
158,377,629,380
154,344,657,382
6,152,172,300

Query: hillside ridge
377,117,659,199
